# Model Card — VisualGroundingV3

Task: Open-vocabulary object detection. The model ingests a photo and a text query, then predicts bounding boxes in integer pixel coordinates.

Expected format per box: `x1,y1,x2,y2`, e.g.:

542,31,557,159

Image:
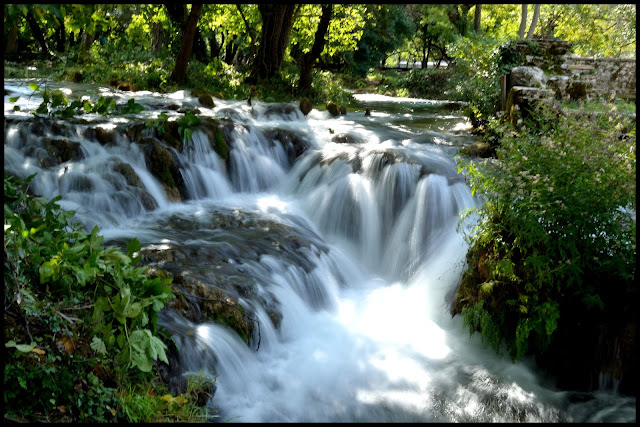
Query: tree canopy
3,4,635,93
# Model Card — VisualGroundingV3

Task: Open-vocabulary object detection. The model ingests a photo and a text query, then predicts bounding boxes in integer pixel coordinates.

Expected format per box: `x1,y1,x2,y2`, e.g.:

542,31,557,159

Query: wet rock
138,189,158,211
90,126,116,145
268,128,310,162
257,104,299,120
198,117,231,160
134,208,332,344
113,162,143,188
178,107,201,115
331,133,357,144
116,81,135,91
326,102,340,117
140,139,183,199
459,141,495,158
339,105,347,115
42,137,84,164
299,97,313,115
67,71,84,83
198,94,215,108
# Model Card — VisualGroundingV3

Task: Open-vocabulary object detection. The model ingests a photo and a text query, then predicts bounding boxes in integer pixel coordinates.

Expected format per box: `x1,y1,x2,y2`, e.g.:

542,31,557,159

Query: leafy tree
538,4,636,57
405,4,458,68
346,4,413,76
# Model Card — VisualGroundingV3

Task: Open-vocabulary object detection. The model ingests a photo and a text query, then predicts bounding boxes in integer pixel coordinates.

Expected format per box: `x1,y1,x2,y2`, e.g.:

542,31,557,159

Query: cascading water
4,82,635,422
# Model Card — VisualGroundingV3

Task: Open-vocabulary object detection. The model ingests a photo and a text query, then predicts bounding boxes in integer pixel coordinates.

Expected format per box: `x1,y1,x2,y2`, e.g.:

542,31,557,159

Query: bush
447,34,503,118
455,102,636,361
2,173,201,422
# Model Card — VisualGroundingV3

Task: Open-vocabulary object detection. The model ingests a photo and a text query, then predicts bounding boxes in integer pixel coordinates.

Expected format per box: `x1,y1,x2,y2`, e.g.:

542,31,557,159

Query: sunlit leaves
457,102,636,362
4,173,174,378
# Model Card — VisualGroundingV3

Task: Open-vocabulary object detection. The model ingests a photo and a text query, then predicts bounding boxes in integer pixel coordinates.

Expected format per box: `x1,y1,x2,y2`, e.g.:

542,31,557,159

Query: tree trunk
252,4,298,80
25,10,51,58
474,4,482,33
518,4,528,38
152,21,163,52
424,40,432,69
526,4,540,39
5,24,19,55
224,35,237,65
297,4,333,97
209,30,222,59
171,4,203,85
54,16,66,53
80,31,93,56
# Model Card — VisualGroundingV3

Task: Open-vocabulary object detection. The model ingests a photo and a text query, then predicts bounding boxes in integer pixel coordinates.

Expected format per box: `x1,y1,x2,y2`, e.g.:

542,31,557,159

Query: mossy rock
66,71,84,83
157,120,183,152
198,94,215,108
141,139,180,193
567,81,587,101
42,137,83,164
191,86,212,99
167,274,254,345
459,141,495,158
90,126,116,145
299,97,313,115
198,118,231,160
326,101,340,116
268,128,309,162
113,162,143,188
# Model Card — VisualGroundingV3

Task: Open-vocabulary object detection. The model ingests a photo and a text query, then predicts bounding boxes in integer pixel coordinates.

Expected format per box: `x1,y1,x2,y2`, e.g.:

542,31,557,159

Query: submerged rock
42,137,84,165
268,128,310,162
134,207,330,347
331,133,357,144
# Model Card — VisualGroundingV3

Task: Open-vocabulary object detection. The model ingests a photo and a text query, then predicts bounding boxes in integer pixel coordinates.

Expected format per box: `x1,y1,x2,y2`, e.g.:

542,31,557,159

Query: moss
142,139,178,189
326,101,339,116
212,128,230,160
114,162,143,188
167,274,254,346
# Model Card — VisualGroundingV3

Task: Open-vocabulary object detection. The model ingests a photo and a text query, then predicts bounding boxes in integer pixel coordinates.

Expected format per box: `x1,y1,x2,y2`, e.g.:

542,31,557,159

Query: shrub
455,102,636,361
3,173,180,421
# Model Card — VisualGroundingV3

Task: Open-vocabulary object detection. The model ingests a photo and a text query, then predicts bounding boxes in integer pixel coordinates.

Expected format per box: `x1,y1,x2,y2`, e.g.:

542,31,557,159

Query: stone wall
500,40,636,118
563,56,636,101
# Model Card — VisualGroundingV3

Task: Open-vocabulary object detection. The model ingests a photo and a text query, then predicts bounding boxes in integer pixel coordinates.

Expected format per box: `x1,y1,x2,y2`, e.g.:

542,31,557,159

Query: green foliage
311,70,357,105
145,112,170,138
456,102,636,361
177,111,201,142
121,98,146,114
402,68,454,99
118,372,216,422
3,173,188,422
447,34,503,118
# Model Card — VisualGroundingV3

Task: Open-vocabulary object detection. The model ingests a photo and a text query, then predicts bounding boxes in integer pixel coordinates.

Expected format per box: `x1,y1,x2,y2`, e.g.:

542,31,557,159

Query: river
3,80,635,422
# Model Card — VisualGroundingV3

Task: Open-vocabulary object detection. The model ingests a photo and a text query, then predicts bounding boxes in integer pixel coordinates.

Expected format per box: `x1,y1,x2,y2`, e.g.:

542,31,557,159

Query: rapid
4,80,635,422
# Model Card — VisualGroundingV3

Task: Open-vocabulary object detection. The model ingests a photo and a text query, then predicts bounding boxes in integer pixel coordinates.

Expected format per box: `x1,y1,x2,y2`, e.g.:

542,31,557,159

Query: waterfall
3,80,635,423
